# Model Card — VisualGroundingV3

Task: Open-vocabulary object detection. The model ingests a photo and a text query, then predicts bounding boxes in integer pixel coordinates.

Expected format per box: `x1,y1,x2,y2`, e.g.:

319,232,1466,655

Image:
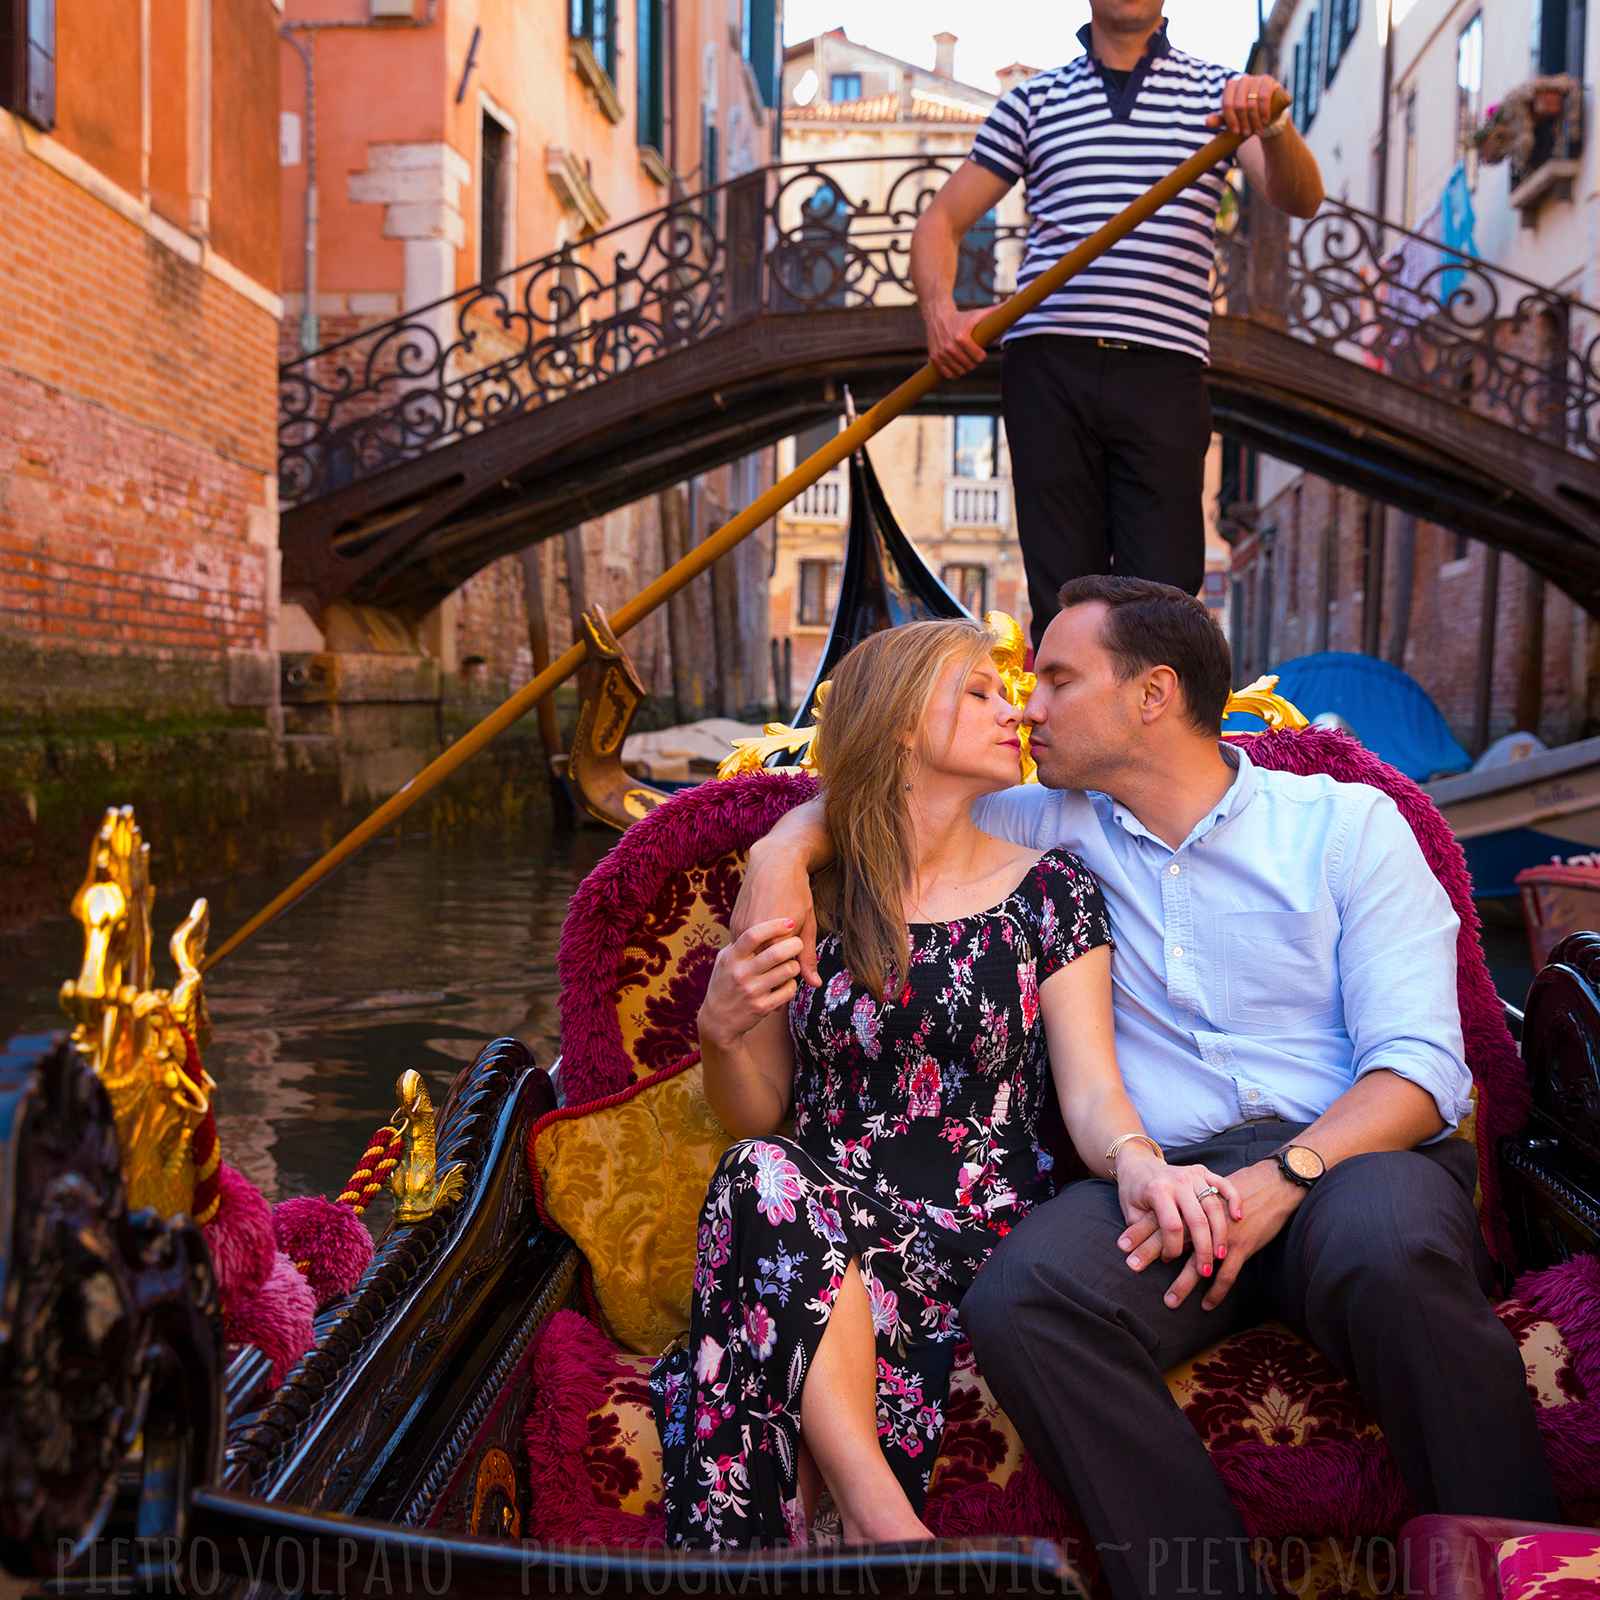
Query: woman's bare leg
798,1261,934,1544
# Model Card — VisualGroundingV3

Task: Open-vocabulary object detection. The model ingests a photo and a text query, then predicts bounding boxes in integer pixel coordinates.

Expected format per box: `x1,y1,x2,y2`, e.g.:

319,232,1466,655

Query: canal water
0,819,613,1209
0,815,1537,1215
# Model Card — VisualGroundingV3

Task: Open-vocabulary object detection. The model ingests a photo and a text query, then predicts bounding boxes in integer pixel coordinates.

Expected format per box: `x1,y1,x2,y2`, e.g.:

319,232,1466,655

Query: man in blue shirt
734,578,1557,1600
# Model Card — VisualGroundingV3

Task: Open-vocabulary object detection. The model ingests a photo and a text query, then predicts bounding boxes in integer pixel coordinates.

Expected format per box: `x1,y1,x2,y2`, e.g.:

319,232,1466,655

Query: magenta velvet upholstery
556,771,819,1107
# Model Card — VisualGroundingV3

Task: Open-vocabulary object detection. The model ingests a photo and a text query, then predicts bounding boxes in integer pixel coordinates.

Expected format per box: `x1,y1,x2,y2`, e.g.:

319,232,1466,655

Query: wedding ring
1247,91,1260,99
1196,1184,1221,1201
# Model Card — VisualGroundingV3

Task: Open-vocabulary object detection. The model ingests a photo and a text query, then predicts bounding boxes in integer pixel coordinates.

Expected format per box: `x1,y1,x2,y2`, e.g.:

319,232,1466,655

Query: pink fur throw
272,1194,375,1308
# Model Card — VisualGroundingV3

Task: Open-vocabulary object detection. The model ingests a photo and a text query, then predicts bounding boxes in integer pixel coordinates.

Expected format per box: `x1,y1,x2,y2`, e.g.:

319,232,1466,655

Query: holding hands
699,918,805,1048
1112,1145,1245,1304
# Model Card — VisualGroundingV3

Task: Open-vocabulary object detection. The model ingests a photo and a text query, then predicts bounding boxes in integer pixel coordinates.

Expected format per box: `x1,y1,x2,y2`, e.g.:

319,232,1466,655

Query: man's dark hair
1056,575,1233,733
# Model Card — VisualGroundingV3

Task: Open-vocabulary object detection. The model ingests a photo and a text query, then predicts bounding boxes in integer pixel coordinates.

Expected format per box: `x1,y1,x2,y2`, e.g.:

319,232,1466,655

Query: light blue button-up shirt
974,744,1474,1150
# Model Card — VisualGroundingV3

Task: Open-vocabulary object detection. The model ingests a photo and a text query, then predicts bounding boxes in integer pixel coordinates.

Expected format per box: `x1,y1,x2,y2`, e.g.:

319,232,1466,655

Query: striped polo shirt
970,21,1237,362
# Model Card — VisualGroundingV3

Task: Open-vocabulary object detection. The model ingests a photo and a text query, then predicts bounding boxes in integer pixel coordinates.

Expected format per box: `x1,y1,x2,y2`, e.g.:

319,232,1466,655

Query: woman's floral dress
649,847,1113,1548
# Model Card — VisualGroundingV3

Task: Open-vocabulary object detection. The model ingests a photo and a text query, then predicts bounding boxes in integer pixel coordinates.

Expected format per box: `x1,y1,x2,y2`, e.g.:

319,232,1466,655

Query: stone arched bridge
277,155,1600,619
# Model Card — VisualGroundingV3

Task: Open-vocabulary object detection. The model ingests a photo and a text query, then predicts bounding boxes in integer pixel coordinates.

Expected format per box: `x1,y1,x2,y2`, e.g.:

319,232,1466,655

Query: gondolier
910,0,1324,647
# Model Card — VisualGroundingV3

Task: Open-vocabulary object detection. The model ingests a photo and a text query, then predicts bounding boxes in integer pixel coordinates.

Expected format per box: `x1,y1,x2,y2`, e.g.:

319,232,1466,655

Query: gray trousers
961,1118,1560,1600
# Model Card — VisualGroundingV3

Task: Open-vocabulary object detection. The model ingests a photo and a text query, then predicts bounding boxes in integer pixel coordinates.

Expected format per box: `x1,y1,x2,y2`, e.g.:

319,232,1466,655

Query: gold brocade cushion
613,852,743,1082
562,1301,1580,1538
530,1057,735,1357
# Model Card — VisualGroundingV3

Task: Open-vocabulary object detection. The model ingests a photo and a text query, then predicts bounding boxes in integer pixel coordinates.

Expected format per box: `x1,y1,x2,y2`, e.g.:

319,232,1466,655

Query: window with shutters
941,564,989,615
636,0,664,154
569,0,616,81
741,0,778,107
797,559,842,626
0,0,56,130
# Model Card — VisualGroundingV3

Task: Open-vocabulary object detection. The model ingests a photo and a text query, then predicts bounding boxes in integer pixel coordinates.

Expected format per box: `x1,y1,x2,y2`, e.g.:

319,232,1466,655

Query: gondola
8,633,1600,1600
10,105,1600,1600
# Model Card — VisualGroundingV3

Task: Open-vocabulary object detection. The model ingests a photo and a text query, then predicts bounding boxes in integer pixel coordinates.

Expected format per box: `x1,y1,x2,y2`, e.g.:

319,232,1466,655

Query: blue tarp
1223,651,1471,781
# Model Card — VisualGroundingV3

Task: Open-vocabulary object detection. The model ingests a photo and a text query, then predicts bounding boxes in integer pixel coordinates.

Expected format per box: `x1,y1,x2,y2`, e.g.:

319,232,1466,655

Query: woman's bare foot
839,1510,936,1544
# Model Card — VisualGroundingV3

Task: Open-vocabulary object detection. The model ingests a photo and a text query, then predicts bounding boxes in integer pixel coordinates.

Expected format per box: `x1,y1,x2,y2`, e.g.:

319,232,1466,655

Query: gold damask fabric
564,1302,1579,1542
612,852,743,1082
532,1059,734,1358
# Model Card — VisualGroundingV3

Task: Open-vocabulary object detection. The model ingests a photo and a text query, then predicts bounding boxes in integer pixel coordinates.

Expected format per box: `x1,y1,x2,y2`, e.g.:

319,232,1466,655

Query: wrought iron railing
1213,191,1600,450
280,154,1600,507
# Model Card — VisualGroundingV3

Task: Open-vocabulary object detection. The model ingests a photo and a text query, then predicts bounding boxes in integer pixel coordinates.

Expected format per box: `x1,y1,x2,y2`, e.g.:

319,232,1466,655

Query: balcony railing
788,473,848,524
1509,76,1583,216
945,479,1010,530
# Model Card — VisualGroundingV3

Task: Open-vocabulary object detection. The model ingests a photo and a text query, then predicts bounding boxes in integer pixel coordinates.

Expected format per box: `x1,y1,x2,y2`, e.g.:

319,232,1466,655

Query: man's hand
923,302,993,381
1207,74,1287,138
1120,1158,1303,1311
731,841,822,988
1115,1151,1244,1286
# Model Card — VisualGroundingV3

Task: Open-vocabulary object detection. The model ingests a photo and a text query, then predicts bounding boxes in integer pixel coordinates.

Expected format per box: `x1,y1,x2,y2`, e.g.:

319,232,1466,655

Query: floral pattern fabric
650,848,1112,1549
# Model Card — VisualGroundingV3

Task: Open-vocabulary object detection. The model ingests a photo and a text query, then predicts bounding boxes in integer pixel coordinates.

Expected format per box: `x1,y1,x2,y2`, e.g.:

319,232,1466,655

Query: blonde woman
649,619,1241,1550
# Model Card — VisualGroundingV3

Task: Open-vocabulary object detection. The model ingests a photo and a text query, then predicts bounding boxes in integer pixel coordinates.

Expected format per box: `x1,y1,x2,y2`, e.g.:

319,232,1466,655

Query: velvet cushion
524,1261,1600,1562
529,1055,733,1357
1497,1528,1600,1599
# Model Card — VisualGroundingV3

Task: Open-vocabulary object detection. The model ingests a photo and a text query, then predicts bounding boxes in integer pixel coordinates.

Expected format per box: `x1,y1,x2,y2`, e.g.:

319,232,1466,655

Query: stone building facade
1227,0,1598,753
277,0,779,720
0,0,282,721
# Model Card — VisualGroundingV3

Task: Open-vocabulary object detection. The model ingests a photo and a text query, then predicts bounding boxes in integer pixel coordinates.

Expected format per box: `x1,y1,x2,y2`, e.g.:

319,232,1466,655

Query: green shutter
743,0,777,108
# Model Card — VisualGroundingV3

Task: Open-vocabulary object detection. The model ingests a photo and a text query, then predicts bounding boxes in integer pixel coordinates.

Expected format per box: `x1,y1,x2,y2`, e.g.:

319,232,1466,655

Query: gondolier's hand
700,920,806,1046
924,302,992,380
1121,1157,1302,1311
1115,1148,1243,1282
734,825,825,988
1208,73,1287,138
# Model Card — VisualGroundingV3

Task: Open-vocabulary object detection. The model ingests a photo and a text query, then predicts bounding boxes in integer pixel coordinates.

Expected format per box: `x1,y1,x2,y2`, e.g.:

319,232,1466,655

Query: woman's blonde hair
812,618,996,998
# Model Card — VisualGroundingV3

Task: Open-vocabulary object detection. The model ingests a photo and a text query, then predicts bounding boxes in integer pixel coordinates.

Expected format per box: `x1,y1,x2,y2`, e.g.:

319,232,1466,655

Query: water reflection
0,822,612,1205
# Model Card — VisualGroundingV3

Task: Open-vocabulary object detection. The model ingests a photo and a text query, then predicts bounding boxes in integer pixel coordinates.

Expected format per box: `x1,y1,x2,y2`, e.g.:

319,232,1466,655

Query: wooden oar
204,97,1285,973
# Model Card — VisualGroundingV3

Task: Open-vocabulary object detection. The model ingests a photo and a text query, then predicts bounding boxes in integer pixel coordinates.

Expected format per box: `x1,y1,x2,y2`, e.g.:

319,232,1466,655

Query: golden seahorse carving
390,1068,468,1223
58,806,217,1219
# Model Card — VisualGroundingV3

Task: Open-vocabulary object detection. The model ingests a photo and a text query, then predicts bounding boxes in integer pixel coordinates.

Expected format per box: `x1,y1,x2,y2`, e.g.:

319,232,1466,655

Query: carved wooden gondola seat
524,750,1600,1594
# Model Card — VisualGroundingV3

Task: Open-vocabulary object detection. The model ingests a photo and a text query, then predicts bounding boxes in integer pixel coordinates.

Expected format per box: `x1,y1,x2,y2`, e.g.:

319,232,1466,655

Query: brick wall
1234,474,1589,754
0,119,279,718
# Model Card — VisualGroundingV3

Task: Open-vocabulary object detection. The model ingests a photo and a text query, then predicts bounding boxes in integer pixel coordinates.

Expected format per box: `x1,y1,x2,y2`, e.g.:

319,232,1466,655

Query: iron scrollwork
282,156,1600,511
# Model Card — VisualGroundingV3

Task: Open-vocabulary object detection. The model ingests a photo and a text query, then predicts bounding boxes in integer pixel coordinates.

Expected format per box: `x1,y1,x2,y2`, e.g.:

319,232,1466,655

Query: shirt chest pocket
1214,907,1341,1032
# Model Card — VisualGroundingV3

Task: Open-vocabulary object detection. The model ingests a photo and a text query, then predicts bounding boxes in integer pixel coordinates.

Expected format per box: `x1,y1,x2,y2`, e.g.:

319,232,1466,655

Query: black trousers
1001,335,1213,651
961,1118,1560,1600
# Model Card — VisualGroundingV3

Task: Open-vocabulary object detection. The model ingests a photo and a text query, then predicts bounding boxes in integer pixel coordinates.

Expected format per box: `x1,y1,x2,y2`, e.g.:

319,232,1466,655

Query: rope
336,1124,405,1215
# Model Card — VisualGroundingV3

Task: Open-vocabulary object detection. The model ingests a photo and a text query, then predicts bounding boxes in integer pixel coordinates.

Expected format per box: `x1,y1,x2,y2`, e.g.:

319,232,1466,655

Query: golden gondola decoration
58,806,221,1221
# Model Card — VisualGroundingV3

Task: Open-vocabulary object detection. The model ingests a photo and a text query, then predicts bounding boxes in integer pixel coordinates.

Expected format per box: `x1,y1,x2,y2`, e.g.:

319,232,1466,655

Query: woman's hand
731,842,822,987
699,919,805,1050
1114,1151,1243,1286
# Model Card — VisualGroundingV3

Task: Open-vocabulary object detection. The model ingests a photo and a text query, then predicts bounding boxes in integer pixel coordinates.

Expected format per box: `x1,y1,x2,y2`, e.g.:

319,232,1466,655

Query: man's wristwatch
1274,1144,1326,1189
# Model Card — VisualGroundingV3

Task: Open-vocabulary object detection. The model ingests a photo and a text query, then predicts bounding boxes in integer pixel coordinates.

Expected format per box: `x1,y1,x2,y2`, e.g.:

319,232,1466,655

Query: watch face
1284,1145,1324,1181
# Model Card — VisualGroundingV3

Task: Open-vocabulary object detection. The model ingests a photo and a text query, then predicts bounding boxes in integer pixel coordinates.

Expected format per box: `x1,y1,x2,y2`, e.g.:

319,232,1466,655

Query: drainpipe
666,0,679,179
282,2,442,354
281,28,318,353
